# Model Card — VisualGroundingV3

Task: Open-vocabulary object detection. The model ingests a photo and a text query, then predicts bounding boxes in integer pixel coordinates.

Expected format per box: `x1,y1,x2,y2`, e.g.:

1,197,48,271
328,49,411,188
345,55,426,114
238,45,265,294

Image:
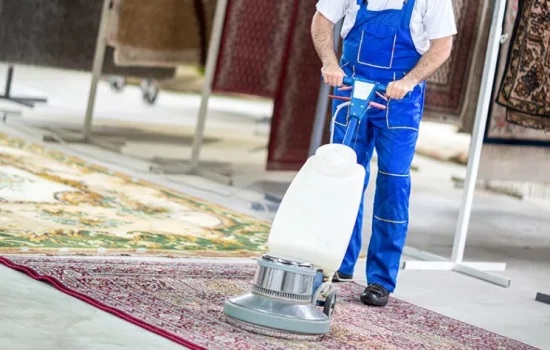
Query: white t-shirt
316,0,457,55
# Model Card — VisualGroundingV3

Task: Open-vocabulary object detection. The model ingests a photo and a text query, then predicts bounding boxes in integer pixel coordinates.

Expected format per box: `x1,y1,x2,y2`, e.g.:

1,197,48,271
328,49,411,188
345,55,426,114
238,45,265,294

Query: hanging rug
497,0,550,130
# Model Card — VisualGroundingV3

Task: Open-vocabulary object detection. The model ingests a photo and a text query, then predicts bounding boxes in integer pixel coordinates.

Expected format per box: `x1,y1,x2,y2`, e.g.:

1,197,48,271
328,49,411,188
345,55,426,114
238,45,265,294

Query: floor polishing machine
223,76,388,340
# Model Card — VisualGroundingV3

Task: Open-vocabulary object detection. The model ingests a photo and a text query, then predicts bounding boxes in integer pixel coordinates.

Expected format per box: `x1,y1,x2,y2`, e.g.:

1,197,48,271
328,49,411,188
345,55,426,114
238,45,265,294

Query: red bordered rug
0,256,538,350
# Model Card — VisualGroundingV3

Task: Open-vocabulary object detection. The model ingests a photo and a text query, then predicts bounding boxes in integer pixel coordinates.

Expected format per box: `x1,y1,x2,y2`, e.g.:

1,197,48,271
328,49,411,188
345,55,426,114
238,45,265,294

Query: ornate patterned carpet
495,0,550,131
0,256,536,350
0,133,269,256
486,0,550,144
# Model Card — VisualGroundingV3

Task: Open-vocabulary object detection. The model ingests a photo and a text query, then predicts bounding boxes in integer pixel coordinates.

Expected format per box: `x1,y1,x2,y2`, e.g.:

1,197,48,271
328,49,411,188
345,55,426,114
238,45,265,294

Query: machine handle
343,76,354,87
321,75,387,92
375,83,388,92
342,76,387,93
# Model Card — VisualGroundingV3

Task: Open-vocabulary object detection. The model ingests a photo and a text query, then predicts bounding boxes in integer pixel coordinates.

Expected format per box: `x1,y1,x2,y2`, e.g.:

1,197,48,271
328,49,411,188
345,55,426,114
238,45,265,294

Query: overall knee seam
378,170,409,177
374,215,407,224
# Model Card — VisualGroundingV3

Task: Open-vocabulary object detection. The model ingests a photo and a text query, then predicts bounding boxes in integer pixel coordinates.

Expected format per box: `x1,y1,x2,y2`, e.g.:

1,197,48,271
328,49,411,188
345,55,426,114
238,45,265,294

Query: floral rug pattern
486,0,550,142
496,0,550,130
0,256,537,350
0,133,269,256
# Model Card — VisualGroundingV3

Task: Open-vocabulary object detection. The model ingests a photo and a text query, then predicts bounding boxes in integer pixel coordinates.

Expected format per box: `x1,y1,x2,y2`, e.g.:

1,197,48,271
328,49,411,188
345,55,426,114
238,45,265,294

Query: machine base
225,315,323,341
223,292,330,339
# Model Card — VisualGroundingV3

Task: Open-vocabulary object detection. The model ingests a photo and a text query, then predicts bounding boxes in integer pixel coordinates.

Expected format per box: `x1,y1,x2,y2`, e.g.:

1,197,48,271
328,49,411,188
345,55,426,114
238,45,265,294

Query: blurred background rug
485,0,550,144
495,0,550,131
0,257,537,350
423,0,485,121
0,133,269,257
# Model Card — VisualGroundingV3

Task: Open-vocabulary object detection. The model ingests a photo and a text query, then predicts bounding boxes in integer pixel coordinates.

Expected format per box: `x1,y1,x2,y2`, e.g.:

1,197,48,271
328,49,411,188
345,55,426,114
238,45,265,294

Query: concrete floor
1,65,549,349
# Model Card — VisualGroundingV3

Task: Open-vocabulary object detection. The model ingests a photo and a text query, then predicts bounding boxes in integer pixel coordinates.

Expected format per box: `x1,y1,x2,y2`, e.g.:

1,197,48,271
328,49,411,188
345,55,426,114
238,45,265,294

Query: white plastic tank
267,143,366,276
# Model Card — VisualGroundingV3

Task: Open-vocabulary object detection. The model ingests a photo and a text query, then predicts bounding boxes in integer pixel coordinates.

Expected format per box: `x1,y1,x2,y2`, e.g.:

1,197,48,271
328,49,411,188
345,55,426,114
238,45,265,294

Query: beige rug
0,132,270,257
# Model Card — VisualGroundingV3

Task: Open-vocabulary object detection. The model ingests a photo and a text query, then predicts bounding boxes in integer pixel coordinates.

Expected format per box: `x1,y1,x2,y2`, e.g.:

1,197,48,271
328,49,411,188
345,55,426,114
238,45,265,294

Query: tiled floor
1,65,549,349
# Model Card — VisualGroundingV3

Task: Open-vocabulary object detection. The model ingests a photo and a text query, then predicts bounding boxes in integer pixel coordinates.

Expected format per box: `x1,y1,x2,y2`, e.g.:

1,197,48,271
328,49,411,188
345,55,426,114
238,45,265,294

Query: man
311,0,456,307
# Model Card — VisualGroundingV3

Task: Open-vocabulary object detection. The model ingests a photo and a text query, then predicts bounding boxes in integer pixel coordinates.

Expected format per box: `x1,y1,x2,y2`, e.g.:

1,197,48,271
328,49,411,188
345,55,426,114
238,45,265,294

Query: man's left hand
386,77,418,100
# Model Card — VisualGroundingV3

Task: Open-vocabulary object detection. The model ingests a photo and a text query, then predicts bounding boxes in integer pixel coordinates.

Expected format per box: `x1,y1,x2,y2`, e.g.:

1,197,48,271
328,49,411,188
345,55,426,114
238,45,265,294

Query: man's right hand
321,63,346,87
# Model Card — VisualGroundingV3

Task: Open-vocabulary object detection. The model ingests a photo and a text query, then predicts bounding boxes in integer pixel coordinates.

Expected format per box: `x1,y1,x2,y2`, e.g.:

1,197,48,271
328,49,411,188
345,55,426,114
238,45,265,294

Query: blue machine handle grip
342,76,387,93
342,76,354,87
321,75,387,92
376,83,388,92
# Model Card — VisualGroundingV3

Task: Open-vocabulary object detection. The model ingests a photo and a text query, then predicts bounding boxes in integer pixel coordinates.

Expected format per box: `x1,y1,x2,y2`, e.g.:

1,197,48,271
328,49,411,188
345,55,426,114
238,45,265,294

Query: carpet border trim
0,257,207,350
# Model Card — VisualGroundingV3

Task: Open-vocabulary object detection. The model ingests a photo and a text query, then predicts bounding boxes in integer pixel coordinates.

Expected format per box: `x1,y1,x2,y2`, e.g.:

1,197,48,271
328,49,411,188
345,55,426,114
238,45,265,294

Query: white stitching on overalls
357,30,397,69
374,216,407,224
378,170,409,177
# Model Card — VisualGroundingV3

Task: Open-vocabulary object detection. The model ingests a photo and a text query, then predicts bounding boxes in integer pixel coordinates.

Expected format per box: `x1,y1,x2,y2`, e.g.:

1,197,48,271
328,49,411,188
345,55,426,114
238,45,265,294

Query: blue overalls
331,0,426,293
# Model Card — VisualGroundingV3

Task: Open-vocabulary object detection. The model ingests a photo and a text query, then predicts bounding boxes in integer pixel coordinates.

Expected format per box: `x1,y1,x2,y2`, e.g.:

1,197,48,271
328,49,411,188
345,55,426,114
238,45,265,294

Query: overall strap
401,0,416,30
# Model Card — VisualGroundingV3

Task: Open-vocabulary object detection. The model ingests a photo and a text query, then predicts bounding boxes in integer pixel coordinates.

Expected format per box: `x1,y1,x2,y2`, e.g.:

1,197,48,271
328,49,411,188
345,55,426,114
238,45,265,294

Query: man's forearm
386,36,453,99
405,37,453,85
311,12,339,66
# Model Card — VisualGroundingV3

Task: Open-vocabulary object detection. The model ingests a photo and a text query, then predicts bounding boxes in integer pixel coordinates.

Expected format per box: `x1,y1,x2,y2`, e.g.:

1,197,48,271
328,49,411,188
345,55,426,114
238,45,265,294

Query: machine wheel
109,76,126,91
141,79,159,105
323,292,337,318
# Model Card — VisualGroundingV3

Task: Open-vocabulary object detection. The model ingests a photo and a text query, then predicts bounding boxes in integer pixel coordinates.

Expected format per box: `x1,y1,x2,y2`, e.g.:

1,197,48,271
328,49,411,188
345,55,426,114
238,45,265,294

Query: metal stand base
149,159,234,186
535,293,550,305
402,246,510,287
43,128,124,153
1,66,47,108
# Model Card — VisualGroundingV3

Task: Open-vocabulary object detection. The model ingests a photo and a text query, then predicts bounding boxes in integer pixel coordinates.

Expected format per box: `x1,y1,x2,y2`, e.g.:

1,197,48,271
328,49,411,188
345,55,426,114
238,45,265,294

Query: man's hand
386,77,418,100
321,62,346,87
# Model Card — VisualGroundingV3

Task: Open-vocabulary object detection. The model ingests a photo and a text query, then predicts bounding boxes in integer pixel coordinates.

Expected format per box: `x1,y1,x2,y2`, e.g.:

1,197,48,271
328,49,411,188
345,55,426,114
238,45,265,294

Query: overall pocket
357,24,398,69
385,82,425,131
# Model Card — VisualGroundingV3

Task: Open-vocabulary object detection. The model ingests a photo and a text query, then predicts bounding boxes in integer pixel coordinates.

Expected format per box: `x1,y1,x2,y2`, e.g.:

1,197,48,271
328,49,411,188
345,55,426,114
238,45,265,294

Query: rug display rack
34,0,230,185
8,0,212,154
0,0,179,114
33,0,168,153
0,66,48,108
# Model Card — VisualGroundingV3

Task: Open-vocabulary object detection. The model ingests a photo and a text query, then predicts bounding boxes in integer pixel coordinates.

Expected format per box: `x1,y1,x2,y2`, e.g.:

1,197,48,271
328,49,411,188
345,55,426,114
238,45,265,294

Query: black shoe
360,283,390,307
332,271,353,282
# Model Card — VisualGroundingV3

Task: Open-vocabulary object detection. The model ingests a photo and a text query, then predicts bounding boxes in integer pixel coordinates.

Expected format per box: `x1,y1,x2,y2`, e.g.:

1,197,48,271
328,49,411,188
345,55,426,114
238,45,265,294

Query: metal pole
83,0,111,141
451,0,507,263
189,0,228,169
308,20,344,156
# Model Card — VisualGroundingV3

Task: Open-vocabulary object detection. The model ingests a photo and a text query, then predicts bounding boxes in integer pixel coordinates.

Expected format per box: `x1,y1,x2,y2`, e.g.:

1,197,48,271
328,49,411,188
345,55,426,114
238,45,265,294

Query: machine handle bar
342,76,387,93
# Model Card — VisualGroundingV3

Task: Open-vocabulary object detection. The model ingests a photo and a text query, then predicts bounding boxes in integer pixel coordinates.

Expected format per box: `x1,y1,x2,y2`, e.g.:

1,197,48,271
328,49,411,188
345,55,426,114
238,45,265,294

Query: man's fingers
386,83,407,99
328,74,345,87
337,74,344,87
386,83,395,99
